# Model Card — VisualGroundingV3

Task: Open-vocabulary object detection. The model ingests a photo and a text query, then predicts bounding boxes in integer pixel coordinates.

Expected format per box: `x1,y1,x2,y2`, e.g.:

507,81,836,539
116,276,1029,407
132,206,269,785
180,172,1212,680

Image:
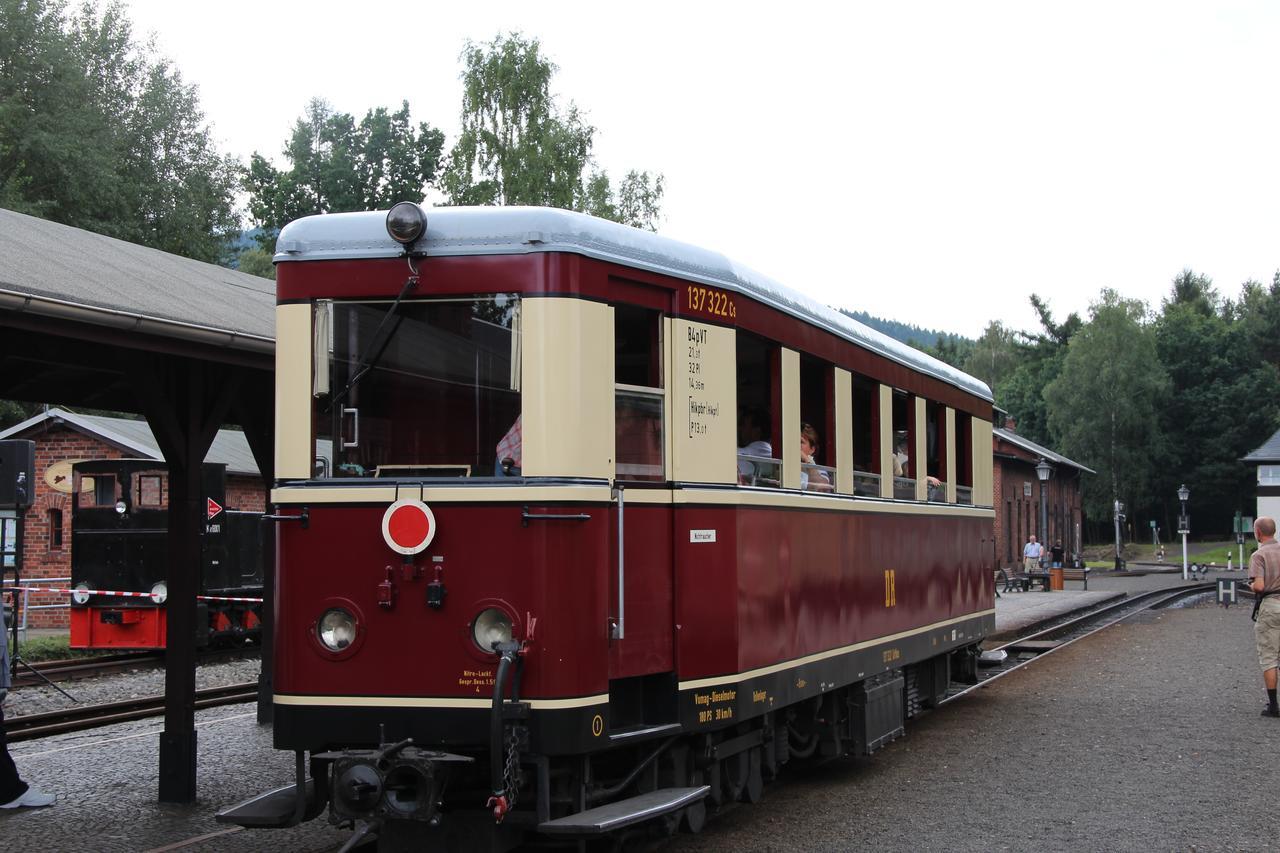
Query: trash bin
1049,567,1064,591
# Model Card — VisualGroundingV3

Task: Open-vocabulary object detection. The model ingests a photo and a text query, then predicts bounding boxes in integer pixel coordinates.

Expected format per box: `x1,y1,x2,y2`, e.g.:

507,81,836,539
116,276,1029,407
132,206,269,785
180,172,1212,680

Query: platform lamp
1178,483,1190,581
1035,457,1052,564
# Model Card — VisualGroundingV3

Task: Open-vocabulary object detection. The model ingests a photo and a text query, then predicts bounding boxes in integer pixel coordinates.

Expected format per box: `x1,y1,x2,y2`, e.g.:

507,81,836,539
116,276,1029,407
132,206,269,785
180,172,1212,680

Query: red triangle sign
207,497,223,520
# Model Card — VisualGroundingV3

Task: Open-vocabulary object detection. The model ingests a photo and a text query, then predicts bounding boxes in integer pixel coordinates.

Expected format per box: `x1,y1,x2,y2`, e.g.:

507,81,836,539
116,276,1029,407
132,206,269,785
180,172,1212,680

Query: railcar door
606,296,677,732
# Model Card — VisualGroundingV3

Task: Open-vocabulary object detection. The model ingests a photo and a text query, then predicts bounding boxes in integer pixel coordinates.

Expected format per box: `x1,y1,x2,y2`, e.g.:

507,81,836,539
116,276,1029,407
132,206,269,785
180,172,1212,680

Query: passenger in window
893,435,909,478
800,423,832,492
737,409,773,484
495,414,522,477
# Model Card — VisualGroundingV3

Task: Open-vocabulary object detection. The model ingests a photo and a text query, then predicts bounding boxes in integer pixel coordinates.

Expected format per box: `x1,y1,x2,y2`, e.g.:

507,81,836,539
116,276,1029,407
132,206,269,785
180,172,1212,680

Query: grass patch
7,634,79,662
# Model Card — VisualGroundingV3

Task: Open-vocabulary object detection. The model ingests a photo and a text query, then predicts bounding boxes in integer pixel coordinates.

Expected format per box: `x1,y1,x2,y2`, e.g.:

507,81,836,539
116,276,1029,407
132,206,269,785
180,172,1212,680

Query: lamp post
1035,457,1052,555
1178,483,1190,581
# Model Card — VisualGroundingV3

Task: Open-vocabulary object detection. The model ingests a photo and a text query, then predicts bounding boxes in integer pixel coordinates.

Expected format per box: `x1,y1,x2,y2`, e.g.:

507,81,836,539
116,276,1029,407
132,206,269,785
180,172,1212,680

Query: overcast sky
124,0,1280,339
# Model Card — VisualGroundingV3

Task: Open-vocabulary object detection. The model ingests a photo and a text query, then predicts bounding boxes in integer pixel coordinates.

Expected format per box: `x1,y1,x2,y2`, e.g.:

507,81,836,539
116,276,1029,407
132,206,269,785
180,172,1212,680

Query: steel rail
942,582,1218,705
12,646,260,688
6,681,258,742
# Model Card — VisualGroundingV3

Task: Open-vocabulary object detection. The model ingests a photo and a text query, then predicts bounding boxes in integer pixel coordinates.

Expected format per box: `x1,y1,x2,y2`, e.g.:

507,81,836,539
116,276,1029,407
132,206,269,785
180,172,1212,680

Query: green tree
961,321,1019,392
0,0,240,262
1044,290,1169,522
1153,270,1280,534
441,33,664,231
245,98,445,245
993,295,1081,446
236,246,275,280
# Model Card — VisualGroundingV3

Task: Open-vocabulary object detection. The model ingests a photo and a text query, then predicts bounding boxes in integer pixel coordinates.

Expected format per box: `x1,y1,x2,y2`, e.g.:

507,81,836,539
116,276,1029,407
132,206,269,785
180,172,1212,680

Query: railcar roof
276,207,993,404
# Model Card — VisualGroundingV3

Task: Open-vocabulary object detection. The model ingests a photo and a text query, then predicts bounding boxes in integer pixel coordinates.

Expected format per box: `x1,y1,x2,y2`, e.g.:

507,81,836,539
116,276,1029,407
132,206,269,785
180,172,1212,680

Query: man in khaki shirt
1248,516,1280,717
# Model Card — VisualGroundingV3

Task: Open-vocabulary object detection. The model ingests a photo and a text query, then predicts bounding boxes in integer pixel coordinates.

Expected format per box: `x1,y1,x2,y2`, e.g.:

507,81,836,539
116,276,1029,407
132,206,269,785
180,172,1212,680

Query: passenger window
891,391,914,499
851,375,880,496
615,305,664,482
955,412,974,505
736,333,780,486
925,400,946,502
799,356,834,493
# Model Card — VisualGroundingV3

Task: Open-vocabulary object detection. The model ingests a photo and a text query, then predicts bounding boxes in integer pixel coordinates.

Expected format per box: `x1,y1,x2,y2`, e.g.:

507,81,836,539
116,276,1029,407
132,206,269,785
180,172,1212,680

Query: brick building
993,417,1092,570
0,408,267,627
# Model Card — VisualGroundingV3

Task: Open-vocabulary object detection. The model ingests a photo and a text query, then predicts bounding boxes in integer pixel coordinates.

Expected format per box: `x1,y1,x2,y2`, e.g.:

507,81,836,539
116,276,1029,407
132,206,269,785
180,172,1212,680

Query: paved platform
991,588,1124,641
1,705,350,852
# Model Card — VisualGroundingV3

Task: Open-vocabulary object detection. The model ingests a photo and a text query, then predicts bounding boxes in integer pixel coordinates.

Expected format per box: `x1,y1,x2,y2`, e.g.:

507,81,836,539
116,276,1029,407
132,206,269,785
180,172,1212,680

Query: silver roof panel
276,206,992,403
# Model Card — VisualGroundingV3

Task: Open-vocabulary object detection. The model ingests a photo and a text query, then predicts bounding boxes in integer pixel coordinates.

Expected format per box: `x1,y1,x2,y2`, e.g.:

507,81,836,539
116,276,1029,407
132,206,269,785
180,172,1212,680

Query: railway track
941,581,1221,705
12,646,259,688
6,681,259,742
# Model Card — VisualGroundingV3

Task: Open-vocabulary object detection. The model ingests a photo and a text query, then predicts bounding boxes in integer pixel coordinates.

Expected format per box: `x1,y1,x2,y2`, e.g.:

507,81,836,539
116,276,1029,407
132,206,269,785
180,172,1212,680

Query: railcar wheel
721,750,748,802
680,798,708,834
740,746,763,804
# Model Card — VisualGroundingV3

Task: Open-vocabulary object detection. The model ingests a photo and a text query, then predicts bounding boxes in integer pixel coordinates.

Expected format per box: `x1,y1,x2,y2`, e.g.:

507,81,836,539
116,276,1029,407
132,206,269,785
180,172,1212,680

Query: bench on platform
994,569,1049,594
1062,566,1091,589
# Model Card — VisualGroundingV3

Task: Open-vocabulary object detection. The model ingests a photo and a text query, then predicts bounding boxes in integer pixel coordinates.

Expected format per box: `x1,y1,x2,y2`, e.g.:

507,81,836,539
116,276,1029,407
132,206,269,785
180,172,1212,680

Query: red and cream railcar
221,204,995,850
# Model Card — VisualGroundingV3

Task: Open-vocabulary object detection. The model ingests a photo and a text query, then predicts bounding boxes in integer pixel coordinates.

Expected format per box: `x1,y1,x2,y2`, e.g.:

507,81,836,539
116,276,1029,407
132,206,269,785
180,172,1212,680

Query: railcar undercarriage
219,644,979,851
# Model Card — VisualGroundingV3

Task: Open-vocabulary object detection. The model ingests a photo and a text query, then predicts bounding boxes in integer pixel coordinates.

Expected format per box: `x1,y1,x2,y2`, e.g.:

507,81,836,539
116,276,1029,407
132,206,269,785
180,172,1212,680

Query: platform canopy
0,208,277,803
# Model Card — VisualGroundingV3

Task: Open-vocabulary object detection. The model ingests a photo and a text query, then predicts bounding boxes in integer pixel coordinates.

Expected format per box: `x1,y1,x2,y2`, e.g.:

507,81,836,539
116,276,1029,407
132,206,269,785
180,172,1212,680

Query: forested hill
839,309,971,350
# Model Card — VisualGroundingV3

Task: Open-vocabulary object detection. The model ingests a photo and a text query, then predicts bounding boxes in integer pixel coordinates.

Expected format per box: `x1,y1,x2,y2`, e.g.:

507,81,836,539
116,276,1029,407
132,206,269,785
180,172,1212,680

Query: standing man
1050,540,1065,568
1022,535,1043,573
1249,516,1280,718
0,595,55,807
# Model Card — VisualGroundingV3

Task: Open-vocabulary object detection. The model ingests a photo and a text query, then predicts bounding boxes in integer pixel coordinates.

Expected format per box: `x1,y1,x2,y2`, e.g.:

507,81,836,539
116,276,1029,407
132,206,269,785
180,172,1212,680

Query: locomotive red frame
223,204,995,849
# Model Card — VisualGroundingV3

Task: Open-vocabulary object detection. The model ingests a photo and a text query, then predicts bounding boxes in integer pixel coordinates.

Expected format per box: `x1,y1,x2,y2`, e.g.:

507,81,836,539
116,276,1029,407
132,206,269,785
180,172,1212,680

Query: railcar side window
799,356,835,493
925,400,946,502
850,375,880,496
891,391,915,499
955,413,974,505
615,305,664,482
736,333,781,487
313,296,521,479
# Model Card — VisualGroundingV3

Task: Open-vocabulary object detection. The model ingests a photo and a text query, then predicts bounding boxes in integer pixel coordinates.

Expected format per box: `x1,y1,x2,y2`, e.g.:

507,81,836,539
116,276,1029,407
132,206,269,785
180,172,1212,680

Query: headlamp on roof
385,202,428,247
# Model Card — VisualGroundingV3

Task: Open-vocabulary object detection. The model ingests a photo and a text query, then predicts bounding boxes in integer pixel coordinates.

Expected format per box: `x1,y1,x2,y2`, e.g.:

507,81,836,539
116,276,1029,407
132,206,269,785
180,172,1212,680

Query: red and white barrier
7,586,263,604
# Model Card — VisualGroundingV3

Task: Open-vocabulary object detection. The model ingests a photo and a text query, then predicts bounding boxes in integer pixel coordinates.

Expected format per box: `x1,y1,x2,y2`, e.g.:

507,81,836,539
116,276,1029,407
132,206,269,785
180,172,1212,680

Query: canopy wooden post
133,355,238,804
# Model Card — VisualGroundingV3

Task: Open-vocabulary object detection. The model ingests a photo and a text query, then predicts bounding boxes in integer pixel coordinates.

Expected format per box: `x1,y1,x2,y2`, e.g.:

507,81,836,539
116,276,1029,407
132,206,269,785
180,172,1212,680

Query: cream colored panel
522,299,614,478
781,349,800,490
834,369,853,495
671,319,736,484
972,417,994,506
914,396,927,501
879,384,893,499
275,303,312,480
945,407,957,503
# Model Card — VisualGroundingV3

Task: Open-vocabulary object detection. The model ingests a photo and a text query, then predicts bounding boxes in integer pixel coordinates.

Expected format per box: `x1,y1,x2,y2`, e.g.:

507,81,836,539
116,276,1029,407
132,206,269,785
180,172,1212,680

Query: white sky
124,0,1280,339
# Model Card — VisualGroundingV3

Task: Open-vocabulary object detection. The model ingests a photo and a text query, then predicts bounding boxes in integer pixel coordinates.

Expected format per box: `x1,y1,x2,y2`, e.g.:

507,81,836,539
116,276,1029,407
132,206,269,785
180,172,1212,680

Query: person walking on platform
0,597,54,808
1022,535,1043,573
1249,517,1280,718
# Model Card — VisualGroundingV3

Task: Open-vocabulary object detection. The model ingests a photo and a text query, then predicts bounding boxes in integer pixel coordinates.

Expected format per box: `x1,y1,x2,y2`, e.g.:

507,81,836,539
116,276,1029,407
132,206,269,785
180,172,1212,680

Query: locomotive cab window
850,374,880,497
614,305,665,482
136,474,164,508
736,332,781,487
313,296,521,479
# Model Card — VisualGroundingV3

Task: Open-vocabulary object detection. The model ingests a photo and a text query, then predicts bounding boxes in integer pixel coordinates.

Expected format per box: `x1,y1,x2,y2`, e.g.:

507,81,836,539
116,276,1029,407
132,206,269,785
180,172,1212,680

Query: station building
1242,426,1280,521
0,407,266,627
993,416,1092,569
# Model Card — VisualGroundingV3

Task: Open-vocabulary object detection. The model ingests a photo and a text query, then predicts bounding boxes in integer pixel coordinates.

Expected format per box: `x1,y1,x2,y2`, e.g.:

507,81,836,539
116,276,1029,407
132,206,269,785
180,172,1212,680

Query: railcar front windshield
313,296,521,479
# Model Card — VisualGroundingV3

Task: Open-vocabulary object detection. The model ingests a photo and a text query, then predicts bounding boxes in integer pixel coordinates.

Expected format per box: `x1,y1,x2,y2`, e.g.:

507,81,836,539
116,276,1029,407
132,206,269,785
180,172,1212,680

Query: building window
47,508,63,550
1259,465,1280,486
